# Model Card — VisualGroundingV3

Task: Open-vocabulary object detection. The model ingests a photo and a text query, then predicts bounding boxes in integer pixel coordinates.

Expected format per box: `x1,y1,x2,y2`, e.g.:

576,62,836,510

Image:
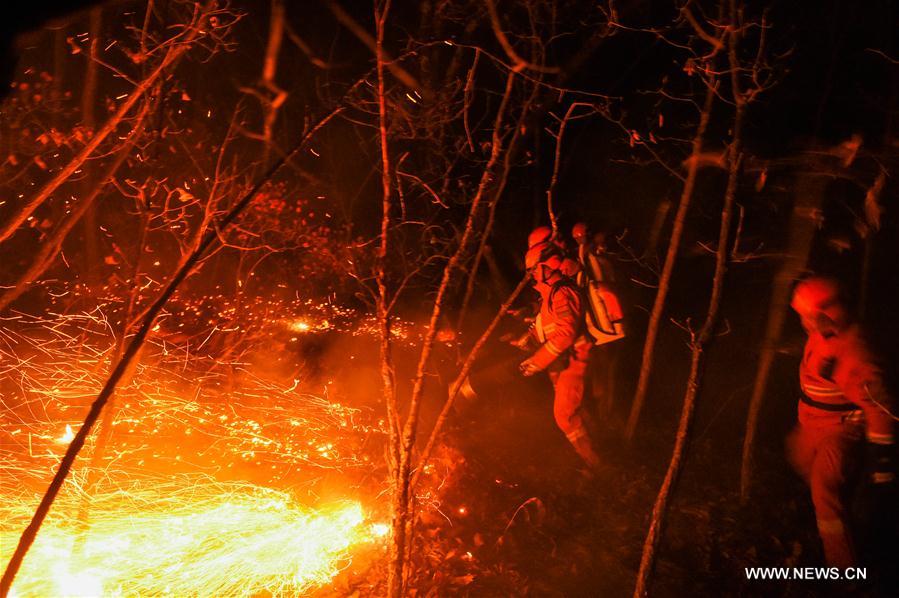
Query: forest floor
395,331,899,597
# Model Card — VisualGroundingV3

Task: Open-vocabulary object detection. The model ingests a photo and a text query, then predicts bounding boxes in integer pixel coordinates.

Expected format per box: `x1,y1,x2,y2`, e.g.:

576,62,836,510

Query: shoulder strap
548,278,580,311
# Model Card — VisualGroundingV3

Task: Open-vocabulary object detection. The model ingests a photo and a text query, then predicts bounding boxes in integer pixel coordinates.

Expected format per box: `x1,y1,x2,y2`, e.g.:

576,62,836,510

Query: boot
570,434,602,470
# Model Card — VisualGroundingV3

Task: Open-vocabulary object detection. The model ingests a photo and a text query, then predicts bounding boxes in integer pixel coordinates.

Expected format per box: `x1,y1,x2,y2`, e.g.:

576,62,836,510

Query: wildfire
0,310,393,595
56,424,75,444
2,482,387,597
287,317,331,333
0,311,380,489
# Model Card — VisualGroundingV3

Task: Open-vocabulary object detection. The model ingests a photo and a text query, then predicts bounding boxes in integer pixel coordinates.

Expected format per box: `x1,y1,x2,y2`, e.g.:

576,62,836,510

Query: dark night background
2,1,898,596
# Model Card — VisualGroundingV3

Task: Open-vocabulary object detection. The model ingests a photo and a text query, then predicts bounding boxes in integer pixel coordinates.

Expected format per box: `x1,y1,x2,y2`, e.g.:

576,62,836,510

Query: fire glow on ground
0,309,396,596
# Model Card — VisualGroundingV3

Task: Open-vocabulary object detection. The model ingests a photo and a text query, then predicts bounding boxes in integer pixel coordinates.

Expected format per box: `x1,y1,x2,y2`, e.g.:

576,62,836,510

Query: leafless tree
633,1,778,593
622,0,780,441
352,2,615,593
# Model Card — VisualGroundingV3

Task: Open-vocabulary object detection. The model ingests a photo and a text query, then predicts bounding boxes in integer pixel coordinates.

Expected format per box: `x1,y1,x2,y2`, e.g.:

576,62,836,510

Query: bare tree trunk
412,275,530,489
455,179,501,329
739,172,826,501
260,0,287,164
544,103,595,234
372,3,404,595
457,80,539,329
386,70,517,598
625,83,716,441
635,48,745,591
75,189,153,541
544,104,579,234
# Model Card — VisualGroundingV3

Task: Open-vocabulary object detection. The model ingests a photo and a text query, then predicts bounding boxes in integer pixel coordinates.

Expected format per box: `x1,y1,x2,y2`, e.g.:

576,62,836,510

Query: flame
0,311,393,596
56,424,75,444
3,484,385,597
286,317,331,333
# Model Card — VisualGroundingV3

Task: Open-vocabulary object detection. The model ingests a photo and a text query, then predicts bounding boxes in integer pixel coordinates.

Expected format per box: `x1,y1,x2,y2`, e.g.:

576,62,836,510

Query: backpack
576,245,626,346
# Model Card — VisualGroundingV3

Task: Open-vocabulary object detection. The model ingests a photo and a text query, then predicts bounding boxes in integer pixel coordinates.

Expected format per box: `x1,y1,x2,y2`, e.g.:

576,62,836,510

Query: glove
867,441,896,485
519,358,542,377
512,331,534,351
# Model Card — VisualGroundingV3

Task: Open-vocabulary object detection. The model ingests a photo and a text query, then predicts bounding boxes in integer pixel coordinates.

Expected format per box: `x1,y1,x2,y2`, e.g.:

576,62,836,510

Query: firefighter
786,276,895,568
572,222,614,284
519,234,602,469
529,225,580,279
572,222,624,411
527,225,554,251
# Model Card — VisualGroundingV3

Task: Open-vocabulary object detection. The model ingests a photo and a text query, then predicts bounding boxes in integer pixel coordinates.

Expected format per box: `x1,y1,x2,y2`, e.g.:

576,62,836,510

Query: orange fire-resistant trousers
787,418,863,568
547,356,599,466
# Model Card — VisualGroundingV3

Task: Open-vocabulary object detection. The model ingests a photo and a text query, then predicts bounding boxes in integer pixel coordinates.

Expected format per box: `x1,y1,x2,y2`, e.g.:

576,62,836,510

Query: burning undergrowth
1,481,387,597
0,304,436,596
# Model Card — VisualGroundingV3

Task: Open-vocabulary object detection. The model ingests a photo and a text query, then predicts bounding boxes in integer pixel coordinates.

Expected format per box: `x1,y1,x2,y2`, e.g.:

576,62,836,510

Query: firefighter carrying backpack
576,246,625,346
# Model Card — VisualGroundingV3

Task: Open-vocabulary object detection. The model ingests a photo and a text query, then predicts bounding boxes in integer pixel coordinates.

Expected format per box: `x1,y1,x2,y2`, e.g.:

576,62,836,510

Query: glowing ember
0,311,393,595
2,484,385,597
56,424,75,444
287,317,331,333
0,311,381,489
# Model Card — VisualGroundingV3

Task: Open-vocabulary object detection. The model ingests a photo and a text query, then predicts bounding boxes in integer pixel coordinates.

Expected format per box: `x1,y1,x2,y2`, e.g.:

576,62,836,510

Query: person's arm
520,288,580,375
837,340,896,483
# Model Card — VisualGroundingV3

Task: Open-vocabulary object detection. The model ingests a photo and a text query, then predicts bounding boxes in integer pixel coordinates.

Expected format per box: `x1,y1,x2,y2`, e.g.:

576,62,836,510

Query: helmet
540,253,565,274
527,226,553,249
527,251,565,283
791,277,840,316
525,242,551,270
571,222,588,243
791,277,848,333
559,256,581,278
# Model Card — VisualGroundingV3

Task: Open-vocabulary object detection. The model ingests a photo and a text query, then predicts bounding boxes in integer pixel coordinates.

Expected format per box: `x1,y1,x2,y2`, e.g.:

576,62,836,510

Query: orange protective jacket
799,324,894,446
528,283,591,371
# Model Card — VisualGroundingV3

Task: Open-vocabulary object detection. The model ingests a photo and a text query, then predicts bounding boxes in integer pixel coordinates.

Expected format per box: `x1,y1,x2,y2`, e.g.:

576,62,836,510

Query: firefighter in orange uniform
572,222,614,285
528,226,580,278
571,222,625,410
519,233,602,469
787,277,895,567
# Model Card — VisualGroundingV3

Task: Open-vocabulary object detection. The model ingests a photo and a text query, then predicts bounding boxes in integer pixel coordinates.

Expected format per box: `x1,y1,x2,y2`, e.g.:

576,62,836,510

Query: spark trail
0,309,392,596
